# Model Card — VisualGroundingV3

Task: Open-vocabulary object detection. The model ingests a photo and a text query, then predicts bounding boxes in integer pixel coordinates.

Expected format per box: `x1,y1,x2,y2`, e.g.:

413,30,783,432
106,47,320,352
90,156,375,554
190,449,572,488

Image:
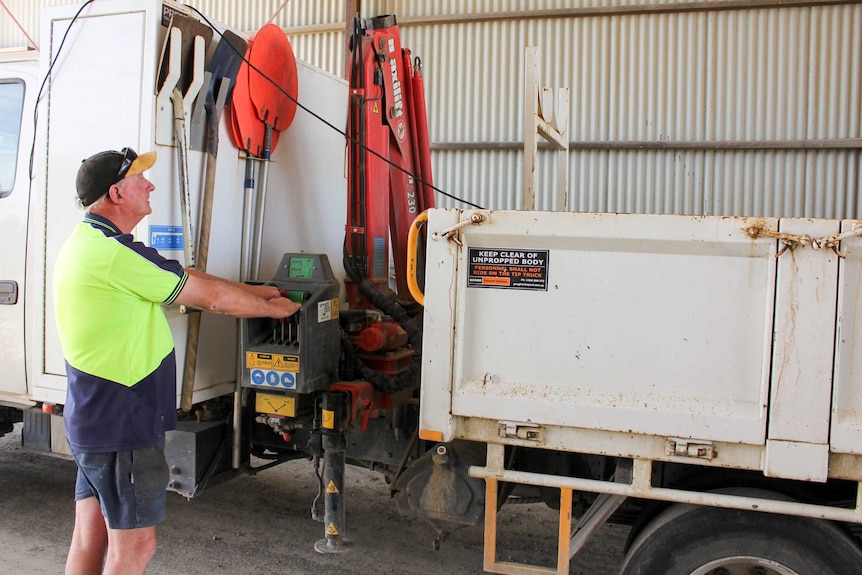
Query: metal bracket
498,420,542,442
665,437,716,460
431,210,488,246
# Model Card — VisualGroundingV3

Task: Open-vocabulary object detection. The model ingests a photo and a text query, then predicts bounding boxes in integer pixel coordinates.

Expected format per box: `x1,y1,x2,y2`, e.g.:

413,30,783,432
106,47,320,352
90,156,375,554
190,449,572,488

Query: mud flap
392,442,486,548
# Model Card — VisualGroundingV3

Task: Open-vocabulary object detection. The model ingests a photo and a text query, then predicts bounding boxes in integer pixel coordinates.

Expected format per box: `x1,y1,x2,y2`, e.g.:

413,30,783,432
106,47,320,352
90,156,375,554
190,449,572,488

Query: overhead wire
28,4,435,285
24,0,465,408
28,0,97,182
184,5,484,211
184,7,430,392
266,0,292,25
20,0,95,404
23,0,444,428
29,1,483,210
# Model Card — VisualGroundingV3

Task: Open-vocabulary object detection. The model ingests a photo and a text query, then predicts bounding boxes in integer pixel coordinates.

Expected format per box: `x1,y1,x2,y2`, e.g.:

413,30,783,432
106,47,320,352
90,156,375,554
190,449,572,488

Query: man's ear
108,183,123,202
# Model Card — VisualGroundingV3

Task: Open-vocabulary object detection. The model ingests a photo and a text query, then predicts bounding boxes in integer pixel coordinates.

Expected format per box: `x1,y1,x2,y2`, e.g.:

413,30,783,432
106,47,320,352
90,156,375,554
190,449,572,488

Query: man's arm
185,268,283,300
175,269,301,319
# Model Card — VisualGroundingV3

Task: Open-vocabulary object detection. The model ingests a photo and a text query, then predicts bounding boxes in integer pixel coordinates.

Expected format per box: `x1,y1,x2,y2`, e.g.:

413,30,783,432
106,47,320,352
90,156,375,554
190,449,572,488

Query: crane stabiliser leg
314,392,352,553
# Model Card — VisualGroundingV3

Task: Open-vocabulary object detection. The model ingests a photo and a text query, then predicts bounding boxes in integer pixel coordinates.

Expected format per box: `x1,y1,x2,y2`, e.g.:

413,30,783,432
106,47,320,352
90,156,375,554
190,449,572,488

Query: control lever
279,289,288,344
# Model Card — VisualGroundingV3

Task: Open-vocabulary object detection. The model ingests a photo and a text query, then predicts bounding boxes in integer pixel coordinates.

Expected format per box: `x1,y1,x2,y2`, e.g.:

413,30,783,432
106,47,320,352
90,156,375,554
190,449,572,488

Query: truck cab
0,49,38,424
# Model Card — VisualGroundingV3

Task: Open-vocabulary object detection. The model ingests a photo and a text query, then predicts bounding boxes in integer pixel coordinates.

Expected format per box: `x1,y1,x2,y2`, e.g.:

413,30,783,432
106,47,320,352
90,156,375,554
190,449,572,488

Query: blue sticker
149,225,184,250
280,372,296,389
266,371,280,386
251,369,265,385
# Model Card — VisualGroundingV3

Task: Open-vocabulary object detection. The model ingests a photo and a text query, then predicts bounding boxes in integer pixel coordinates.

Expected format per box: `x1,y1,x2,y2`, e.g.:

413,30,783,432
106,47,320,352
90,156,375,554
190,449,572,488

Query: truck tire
620,502,862,575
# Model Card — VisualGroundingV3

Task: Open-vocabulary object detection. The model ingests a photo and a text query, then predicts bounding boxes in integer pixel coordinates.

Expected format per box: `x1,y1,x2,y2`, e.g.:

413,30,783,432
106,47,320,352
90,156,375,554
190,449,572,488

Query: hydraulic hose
338,277,422,394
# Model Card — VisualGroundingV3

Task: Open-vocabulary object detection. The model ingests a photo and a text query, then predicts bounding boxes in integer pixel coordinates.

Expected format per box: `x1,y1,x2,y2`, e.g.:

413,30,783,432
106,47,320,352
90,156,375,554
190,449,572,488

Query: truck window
0,80,25,198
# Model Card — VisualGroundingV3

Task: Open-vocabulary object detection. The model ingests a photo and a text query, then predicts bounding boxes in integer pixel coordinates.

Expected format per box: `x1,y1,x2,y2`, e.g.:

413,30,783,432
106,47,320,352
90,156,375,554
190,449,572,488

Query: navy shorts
71,444,169,530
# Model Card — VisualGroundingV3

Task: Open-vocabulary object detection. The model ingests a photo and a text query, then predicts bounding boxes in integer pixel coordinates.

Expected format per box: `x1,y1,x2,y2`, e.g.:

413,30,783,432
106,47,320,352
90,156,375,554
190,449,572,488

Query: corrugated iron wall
4,0,860,217
335,2,862,217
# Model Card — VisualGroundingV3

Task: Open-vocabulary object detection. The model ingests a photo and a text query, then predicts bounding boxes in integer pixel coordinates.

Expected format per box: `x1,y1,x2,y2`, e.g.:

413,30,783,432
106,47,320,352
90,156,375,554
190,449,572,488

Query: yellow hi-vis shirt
53,214,188,452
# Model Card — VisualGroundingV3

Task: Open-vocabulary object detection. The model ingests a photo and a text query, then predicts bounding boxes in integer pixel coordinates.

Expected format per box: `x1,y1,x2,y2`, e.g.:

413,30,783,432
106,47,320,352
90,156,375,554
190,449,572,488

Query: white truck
2,1,862,574
418,209,862,573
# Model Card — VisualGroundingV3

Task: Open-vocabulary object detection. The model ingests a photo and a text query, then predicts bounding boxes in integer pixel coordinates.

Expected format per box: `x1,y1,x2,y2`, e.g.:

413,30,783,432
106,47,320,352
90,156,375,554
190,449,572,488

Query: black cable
20,2,98,379
182,7,434,393
28,0,98,183
184,5,484,210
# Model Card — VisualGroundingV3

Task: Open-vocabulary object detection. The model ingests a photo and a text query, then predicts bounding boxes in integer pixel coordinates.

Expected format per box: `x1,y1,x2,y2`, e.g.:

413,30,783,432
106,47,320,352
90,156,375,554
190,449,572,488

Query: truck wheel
620,503,862,575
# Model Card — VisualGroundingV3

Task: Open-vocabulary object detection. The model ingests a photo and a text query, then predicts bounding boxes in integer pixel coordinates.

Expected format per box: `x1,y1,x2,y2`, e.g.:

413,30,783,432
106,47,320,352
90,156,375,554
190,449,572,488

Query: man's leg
69,445,168,574
103,526,157,575
65,496,108,575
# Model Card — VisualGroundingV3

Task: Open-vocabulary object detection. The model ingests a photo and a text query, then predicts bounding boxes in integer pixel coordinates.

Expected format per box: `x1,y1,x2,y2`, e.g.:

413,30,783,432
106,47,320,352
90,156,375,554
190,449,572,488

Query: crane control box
241,254,341,396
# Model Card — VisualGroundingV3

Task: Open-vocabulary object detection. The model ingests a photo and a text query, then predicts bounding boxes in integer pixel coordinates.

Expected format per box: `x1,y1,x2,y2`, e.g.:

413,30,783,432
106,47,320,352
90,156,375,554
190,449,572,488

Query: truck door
29,3,158,406
0,53,37,405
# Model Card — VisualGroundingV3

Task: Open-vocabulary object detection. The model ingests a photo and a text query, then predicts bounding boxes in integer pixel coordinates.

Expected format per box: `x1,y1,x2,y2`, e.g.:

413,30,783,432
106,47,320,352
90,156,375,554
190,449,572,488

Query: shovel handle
171,87,195,269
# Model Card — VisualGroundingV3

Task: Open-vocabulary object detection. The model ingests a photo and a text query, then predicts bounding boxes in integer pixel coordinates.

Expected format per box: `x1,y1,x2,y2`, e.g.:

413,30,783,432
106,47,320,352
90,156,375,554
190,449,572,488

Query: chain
742,224,862,258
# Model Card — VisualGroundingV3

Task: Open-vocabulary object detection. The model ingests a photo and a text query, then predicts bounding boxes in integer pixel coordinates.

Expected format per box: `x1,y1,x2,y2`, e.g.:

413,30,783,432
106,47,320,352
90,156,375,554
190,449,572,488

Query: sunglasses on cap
115,147,138,184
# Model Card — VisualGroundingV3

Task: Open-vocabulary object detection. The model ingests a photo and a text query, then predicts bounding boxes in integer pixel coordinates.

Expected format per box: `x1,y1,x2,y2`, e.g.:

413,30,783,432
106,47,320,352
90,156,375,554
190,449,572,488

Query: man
53,147,301,575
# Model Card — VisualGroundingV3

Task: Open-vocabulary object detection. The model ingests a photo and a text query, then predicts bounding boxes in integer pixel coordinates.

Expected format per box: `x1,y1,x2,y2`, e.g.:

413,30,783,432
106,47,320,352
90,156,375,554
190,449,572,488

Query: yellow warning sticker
246,352,271,368
326,480,339,494
372,102,379,114
246,352,299,372
326,522,339,536
255,393,296,416
322,409,335,430
317,298,341,323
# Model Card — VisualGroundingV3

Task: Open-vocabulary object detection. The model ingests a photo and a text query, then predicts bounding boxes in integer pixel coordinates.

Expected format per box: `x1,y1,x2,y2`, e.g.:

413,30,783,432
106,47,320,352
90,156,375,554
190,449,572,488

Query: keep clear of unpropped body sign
467,248,550,291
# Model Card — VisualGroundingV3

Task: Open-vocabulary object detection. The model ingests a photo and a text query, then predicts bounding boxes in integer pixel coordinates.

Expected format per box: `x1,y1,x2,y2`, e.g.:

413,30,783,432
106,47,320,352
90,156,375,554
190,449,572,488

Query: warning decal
467,248,549,291
322,409,335,430
318,298,340,323
246,352,300,372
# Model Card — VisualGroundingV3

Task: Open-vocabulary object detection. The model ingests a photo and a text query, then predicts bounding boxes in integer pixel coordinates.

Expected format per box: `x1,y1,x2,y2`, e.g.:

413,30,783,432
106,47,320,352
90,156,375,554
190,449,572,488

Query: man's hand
245,284,282,300
270,297,302,318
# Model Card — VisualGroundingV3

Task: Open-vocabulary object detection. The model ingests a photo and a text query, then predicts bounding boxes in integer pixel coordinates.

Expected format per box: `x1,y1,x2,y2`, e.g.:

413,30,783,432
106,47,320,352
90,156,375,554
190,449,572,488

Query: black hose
337,278,422,394
338,16,421,394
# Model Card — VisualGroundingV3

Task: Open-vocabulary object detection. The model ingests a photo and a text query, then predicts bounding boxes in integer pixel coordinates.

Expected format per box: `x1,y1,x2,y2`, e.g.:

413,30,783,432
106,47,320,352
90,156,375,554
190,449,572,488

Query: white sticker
318,299,332,323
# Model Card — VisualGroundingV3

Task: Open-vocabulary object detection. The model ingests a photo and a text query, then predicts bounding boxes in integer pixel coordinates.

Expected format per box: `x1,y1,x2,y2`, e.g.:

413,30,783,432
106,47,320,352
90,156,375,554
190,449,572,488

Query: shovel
198,31,247,274
157,13,212,95
248,24,298,136
189,30,246,152
230,37,282,158
230,36,281,283
247,23,298,278
155,13,212,145
180,31,248,413
229,37,270,282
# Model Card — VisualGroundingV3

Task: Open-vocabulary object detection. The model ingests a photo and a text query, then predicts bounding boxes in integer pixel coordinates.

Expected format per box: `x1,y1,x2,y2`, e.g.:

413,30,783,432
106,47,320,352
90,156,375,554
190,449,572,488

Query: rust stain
774,248,801,400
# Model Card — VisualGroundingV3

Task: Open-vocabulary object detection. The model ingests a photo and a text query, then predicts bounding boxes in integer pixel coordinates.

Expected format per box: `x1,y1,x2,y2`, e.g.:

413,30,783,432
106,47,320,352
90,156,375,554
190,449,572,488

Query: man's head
76,147,156,208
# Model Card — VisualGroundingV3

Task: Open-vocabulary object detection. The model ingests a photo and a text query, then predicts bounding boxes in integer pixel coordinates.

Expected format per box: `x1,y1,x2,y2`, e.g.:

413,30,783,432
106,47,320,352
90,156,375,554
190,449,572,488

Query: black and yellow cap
76,147,156,207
